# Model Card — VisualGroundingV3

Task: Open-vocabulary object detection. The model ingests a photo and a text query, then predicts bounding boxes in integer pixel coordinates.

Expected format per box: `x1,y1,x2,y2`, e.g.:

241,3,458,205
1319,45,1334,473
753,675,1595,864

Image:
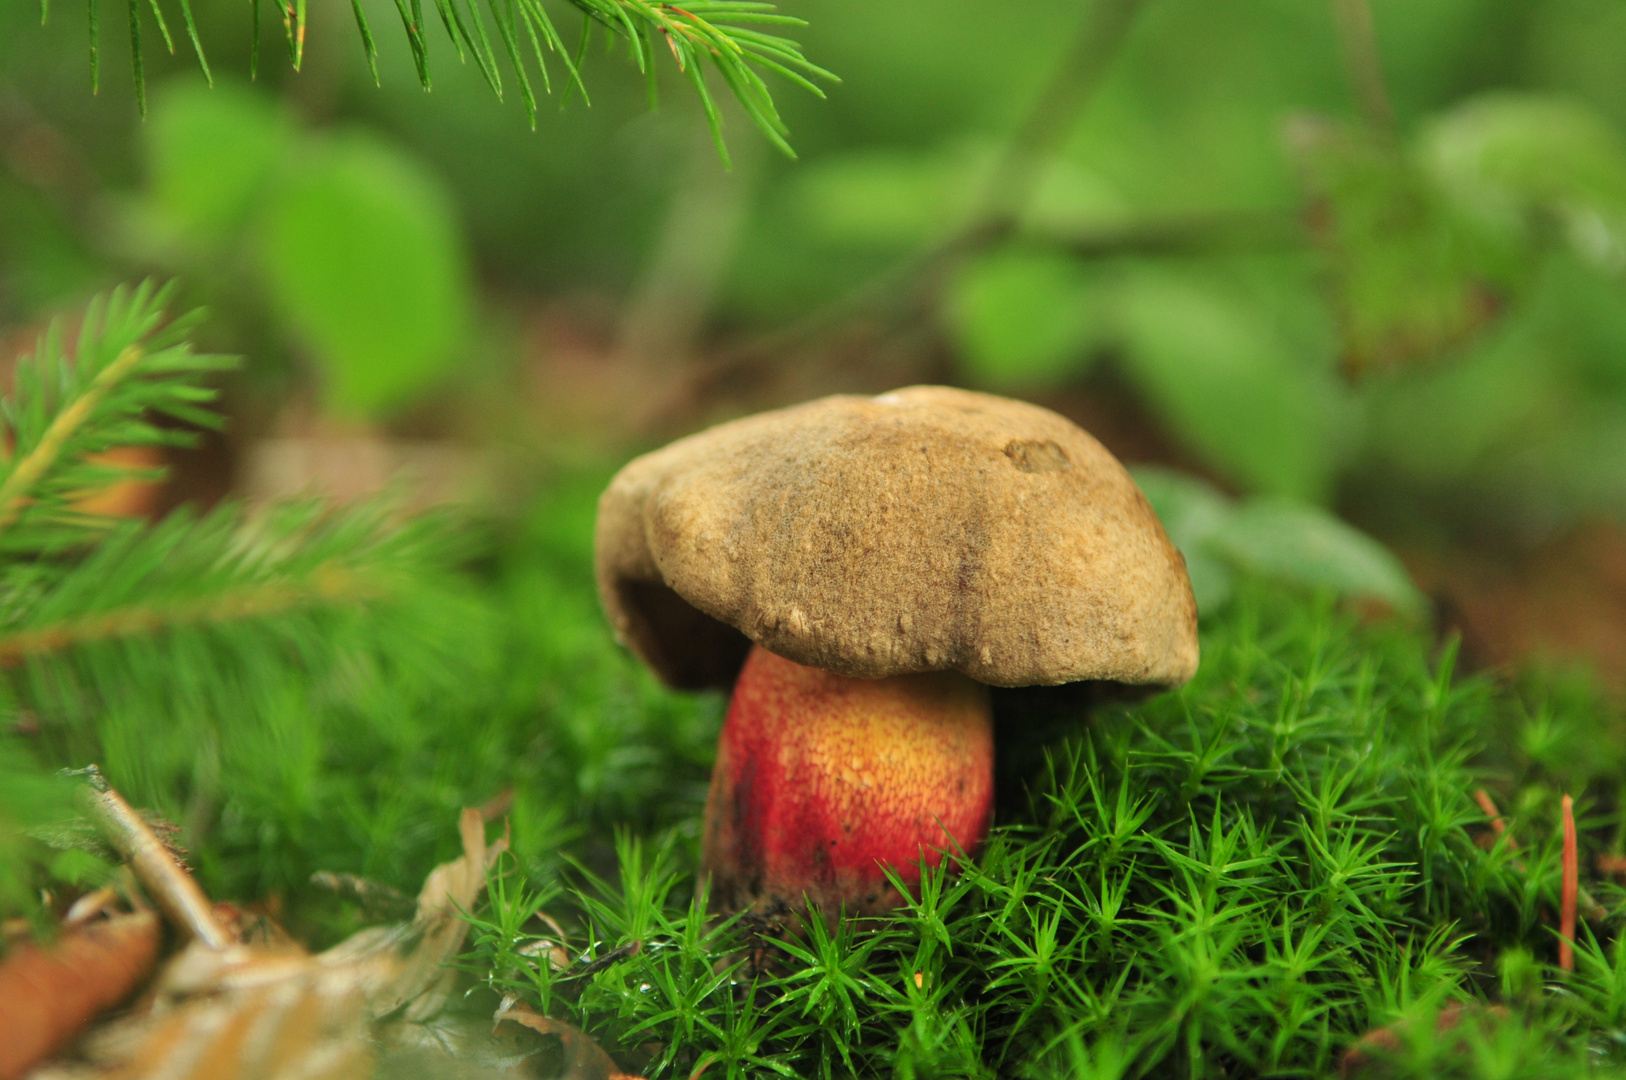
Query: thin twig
1330,0,1394,132
647,210,1297,435
556,939,643,985
972,0,1150,224
1473,788,1517,849
1473,788,1604,922
643,0,1160,433
0,345,144,539
77,765,232,949
310,871,415,918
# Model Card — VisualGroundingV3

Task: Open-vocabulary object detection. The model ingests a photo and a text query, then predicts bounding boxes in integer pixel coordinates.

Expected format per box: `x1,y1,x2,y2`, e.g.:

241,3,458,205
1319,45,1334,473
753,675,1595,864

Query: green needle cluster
61,0,832,153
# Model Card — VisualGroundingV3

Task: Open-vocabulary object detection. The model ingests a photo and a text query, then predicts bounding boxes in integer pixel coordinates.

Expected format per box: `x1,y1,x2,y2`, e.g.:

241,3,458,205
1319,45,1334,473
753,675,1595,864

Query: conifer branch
0,285,480,927
0,281,233,556
0,497,458,670
50,0,833,153
0,565,381,667
0,345,144,540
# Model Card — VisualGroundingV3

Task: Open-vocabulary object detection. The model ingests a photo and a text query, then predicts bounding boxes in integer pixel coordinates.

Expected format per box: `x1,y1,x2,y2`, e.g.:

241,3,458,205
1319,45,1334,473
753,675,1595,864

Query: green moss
463,573,1626,1079
5,437,1624,1075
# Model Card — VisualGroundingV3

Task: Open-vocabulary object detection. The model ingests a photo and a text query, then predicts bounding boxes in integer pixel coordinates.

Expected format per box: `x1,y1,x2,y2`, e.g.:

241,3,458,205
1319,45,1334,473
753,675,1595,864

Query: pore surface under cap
596,386,1199,690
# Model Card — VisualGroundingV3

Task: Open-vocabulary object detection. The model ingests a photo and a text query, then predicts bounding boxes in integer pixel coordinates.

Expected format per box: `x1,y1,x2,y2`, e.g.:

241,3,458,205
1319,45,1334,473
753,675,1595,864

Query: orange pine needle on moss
1561,793,1578,973
1473,788,1518,849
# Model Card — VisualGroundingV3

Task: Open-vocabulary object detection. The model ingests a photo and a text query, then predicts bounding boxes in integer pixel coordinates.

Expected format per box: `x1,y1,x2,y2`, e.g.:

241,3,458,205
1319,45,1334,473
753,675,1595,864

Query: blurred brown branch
648,208,1302,436
1330,0,1395,131
80,766,233,949
639,0,1316,436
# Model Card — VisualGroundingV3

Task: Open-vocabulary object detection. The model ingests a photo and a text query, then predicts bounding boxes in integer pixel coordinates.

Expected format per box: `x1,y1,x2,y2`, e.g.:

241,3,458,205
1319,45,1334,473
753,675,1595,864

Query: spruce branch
0,278,234,556
0,281,233,556
0,283,466,711
0,559,375,667
0,344,144,537
53,0,833,153
0,498,455,667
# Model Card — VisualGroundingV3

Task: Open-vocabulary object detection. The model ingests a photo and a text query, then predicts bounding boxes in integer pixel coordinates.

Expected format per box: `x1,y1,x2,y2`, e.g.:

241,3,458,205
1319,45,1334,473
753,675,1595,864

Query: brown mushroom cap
596,386,1199,692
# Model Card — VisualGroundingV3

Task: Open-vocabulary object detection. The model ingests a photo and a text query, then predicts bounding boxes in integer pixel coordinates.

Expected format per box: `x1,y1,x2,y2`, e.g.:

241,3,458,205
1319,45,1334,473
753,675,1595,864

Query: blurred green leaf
1132,465,1423,618
1360,309,1567,484
947,249,1106,389
789,148,977,248
1291,118,1498,374
47,846,116,889
1208,499,1425,617
1506,403,1626,529
259,132,471,417
1537,252,1626,397
146,79,290,239
1130,465,1234,614
1117,266,1350,501
1422,92,1626,273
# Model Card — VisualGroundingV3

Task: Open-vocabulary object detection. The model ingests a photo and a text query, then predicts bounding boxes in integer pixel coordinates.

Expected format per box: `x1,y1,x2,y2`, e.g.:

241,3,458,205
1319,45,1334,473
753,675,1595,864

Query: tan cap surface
596,386,1198,691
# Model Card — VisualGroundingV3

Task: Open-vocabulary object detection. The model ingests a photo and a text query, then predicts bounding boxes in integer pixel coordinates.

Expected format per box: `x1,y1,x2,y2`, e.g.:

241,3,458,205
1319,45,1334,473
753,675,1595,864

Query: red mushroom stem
701,645,994,921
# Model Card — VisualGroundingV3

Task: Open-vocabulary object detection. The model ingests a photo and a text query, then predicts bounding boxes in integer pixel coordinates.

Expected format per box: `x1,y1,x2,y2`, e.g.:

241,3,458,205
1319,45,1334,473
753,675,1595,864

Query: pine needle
126,0,144,117
175,0,211,85
59,0,829,153
1561,793,1577,973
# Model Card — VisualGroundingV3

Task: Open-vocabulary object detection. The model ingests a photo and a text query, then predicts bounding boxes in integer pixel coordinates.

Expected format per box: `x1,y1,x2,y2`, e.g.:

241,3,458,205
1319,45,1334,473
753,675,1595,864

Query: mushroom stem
702,645,993,922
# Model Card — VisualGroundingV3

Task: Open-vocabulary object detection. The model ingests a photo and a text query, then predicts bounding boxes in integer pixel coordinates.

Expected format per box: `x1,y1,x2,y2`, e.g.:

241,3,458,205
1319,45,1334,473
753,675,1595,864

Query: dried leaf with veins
495,1000,646,1080
31,807,503,1080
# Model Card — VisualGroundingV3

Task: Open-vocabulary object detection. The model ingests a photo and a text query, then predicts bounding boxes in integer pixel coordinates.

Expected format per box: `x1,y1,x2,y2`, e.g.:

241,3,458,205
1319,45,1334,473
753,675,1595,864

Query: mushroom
595,386,1198,921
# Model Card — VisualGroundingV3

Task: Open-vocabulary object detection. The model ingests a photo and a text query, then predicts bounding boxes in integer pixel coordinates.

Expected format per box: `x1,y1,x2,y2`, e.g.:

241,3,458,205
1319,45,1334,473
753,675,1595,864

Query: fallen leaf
25,806,504,1080
76,941,376,1080
493,1001,644,1080
1341,1004,1510,1077
72,447,166,520
0,911,160,1080
379,1009,566,1078
373,807,499,1022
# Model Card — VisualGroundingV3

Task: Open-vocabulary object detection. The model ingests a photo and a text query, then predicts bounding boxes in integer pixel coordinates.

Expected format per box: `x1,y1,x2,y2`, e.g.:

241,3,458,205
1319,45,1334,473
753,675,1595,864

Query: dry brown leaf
373,807,498,1022
0,912,160,1080
77,941,376,1080
1340,1004,1510,1077
493,1001,644,1080
61,889,123,930
378,1009,571,1079
25,807,505,1080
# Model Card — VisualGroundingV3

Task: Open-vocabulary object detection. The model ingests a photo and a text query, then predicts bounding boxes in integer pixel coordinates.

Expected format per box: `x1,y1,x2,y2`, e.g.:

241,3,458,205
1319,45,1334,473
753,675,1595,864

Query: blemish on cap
1004,439,1071,473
